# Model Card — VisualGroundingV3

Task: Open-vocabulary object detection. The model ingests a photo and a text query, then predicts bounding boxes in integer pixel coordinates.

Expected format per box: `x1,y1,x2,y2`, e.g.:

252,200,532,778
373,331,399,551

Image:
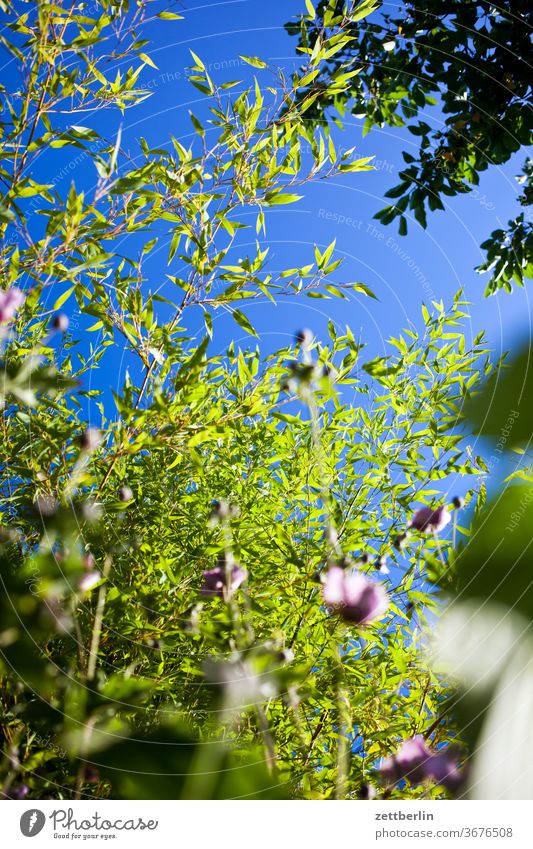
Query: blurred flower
376,555,389,575
7,745,20,770
409,505,451,533
204,651,279,713
204,657,265,711
51,313,69,332
83,552,95,571
323,566,388,625
0,526,18,544
425,750,463,791
42,597,73,634
201,558,247,599
379,735,462,791
32,495,58,519
357,783,377,799
80,427,102,452
209,499,239,523
84,767,100,784
77,499,102,524
118,485,133,502
393,531,409,550
452,495,465,509
295,328,313,348
380,736,432,784
325,526,338,547
6,784,29,799
0,287,25,323
78,571,101,592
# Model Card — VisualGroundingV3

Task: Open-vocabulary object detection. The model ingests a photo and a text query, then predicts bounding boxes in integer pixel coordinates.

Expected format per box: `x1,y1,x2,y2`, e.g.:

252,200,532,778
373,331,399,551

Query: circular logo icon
20,810,46,837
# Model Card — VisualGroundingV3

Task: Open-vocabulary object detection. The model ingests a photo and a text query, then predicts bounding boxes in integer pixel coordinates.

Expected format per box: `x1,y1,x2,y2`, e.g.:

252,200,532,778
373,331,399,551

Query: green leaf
453,485,533,620
0,204,15,223
239,55,267,69
465,345,530,445
231,309,258,337
189,50,205,70
139,52,158,69
264,192,303,205
352,282,377,299
156,11,184,19
52,287,75,311
189,111,205,137
362,357,401,380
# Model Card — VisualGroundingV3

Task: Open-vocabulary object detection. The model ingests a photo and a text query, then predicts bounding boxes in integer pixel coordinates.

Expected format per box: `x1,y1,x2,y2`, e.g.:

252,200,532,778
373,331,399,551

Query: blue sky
5,0,532,446
129,0,531,361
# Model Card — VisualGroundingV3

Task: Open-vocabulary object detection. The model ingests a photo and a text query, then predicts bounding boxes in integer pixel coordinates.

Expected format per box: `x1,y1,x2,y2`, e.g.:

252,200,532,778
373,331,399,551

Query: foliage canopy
287,0,533,294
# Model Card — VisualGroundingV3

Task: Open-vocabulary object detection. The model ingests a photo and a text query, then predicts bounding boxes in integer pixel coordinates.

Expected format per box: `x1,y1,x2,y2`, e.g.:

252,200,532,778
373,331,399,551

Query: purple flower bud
379,736,462,791
425,751,463,792
380,735,433,784
201,560,247,599
85,767,100,784
409,505,451,533
0,287,25,323
6,784,29,799
452,495,464,510
322,566,388,625
51,313,69,332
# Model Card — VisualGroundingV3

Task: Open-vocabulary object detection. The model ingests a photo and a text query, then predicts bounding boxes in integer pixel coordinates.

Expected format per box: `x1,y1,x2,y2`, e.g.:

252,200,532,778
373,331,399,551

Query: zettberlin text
375,811,434,821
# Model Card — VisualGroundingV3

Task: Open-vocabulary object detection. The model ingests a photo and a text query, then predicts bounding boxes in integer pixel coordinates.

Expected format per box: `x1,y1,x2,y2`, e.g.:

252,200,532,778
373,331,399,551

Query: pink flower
78,571,101,592
0,287,25,323
83,552,95,570
409,505,451,533
380,736,432,784
425,751,463,791
323,566,388,625
201,560,247,599
379,735,462,791
6,784,29,799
